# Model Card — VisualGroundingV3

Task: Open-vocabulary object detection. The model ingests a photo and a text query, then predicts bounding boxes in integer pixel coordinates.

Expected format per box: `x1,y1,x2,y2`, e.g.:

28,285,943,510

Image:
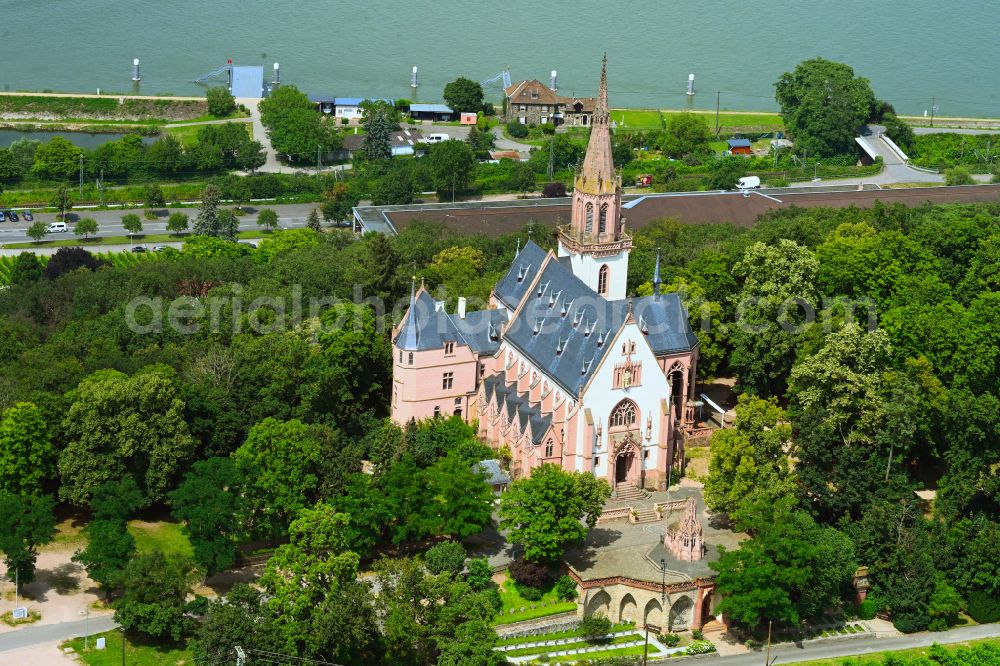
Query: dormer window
444,341,454,355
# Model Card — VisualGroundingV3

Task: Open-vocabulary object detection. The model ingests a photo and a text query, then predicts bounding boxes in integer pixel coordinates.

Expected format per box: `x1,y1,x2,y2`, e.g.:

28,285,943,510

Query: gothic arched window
599,204,608,233
544,439,554,457
585,204,594,234
610,399,638,429
597,265,609,295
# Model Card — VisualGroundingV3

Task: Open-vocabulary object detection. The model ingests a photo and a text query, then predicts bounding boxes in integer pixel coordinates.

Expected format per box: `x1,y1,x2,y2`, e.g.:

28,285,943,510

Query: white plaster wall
557,241,630,301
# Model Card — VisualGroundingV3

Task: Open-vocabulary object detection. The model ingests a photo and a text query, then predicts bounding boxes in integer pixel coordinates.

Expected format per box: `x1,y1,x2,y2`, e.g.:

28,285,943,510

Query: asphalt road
0,203,321,246
0,615,118,653
667,623,1000,666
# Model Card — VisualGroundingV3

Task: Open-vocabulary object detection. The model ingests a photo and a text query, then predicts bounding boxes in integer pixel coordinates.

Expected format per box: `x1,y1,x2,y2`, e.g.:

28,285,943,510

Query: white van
736,176,761,190
425,133,449,143
46,222,68,233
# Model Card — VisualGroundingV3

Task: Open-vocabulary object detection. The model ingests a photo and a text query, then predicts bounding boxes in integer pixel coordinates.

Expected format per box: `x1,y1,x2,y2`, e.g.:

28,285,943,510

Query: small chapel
391,57,700,490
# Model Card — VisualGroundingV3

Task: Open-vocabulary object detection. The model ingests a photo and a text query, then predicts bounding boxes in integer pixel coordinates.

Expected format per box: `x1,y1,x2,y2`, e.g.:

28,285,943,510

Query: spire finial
596,53,609,125
652,248,662,298
515,237,521,256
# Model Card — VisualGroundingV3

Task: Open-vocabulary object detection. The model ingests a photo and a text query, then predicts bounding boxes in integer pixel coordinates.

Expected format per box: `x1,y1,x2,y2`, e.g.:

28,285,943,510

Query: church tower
558,55,632,301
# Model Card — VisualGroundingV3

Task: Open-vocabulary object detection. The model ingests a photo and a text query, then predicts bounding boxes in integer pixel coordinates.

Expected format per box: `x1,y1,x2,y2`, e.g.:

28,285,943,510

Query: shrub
858,598,877,620
745,638,761,650
661,632,681,647
506,121,529,139
686,640,716,655
424,541,466,575
554,575,577,601
541,123,556,135
944,166,975,186
466,557,493,590
767,178,790,188
892,610,930,634
508,558,550,589
691,628,704,640
206,87,237,117
143,209,158,221
578,613,613,641
518,584,542,601
542,182,567,198
967,591,1000,623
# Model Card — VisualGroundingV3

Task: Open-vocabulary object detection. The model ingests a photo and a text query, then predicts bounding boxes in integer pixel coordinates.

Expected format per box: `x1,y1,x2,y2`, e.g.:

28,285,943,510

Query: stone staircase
632,507,659,524
701,620,726,634
612,484,650,502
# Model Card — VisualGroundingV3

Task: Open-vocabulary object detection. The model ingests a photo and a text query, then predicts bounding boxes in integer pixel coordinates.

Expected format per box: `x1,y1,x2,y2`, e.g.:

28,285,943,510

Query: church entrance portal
615,450,634,484
613,437,641,487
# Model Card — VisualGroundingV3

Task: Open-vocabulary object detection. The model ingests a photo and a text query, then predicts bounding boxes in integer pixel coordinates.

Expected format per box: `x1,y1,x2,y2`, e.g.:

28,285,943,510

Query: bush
508,558,550,589
466,557,493,591
686,640,716,655
967,591,1000,623
541,123,556,135
517,583,543,601
506,121,529,139
206,87,237,117
691,629,704,641
578,613,613,641
944,166,975,186
892,610,931,634
554,575,577,601
542,182,567,198
858,598,877,620
424,541,466,575
661,632,681,647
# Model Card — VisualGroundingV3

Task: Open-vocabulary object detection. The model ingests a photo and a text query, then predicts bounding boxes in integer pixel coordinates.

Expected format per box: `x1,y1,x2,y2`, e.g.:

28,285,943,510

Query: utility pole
79,153,84,196
765,620,772,666
121,627,126,665
930,96,936,128
99,169,105,206
715,91,721,136
642,623,651,665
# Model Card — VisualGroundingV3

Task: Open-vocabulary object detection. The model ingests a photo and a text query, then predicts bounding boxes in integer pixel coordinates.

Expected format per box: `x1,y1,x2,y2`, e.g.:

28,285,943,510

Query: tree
443,77,485,113
0,402,54,495
426,246,487,289
0,493,56,584
882,113,916,154
508,161,536,193
704,395,795,521
218,208,239,241
59,368,196,506
49,184,73,219
659,112,712,158
257,208,279,231
259,504,370,659
231,418,326,538
542,181,567,198
9,138,40,173
465,557,493,591
115,551,196,641
72,518,136,592
728,239,819,396
429,140,476,201
371,172,415,205
420,453,494,539
499,465,611,562
43,247,104,279
321,182,358,223
169,457,245,575
73,217,98,240
9,252,43,285
194,184,221,236
578,614,613,641
193,585,282,666
26,220,48,242
706,157,747,190
436,620,505,666
0,148,24,181
306,208,321,231
166,212,189,235
360,99,400,161
506,121,529,139
91,477,146,522
142,184,166,209
121,213,143,236
206,86,237,117
424,541,467,576
258,85,340,161
711,498,856,628
31,136,83,179
775,58,878,157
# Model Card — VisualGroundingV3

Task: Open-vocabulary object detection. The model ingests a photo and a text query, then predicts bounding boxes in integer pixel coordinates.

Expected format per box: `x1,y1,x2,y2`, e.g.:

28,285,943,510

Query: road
0,203,320,248
670,623,1000,666
0,615,118,654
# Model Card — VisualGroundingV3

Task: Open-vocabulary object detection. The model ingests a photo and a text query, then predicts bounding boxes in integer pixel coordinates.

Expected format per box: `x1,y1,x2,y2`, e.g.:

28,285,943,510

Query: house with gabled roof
392,58,699,491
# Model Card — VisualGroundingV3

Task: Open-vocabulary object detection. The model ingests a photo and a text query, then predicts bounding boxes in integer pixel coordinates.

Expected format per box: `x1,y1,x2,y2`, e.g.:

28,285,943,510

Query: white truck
736,176,761,190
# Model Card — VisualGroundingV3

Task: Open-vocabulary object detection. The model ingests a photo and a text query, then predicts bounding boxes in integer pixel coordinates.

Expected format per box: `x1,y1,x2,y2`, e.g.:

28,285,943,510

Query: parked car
22,211,33,222
152,245,168,252
46,222,68,233
6,211,17,222
239,241,258,249
0,212,6,223
131,245,147,253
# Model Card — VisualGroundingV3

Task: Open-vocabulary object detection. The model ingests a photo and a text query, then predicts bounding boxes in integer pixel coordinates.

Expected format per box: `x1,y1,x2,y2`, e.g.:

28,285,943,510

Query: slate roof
475,459,511,487
631,292,701,354
394,289,507,354
492,240,549,310
482,374,552,444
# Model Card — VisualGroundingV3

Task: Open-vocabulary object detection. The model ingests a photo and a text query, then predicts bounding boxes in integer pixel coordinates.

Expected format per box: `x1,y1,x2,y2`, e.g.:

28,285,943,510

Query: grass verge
127,521,194,559
780,638,1000,666
61,631,192,666
4,229,270,249
496,623,635,647
547,644,660,662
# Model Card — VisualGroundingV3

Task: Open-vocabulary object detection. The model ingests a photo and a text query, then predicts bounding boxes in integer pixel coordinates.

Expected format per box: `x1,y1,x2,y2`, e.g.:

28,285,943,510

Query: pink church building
391,58,699,491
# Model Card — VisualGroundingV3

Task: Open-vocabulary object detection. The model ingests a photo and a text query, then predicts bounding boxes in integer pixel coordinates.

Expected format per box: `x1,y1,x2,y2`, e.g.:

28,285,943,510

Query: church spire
400,277,419,350
576,54,616,196
595,52,609,126
652,248,661,298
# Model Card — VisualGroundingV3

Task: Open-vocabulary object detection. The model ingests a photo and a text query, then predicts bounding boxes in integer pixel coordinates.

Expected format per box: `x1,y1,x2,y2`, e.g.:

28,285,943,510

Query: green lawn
61,631,192,666
613,109,663,129
495,579,577,625
127,521,194,559
781,638,1000,666
496,622,636,647
547,643,660,662
6,228,270,249
504,634,638,657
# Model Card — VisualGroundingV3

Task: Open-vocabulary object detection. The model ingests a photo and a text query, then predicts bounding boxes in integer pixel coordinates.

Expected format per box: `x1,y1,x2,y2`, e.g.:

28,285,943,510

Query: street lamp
79,609,90,650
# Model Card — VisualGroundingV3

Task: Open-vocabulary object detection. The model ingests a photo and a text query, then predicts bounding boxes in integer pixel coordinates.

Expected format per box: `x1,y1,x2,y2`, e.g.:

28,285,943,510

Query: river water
0,0,997,117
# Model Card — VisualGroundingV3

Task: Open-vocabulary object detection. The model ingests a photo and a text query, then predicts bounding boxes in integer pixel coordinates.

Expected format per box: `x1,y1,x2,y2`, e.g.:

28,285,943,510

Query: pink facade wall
391,344,480,423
